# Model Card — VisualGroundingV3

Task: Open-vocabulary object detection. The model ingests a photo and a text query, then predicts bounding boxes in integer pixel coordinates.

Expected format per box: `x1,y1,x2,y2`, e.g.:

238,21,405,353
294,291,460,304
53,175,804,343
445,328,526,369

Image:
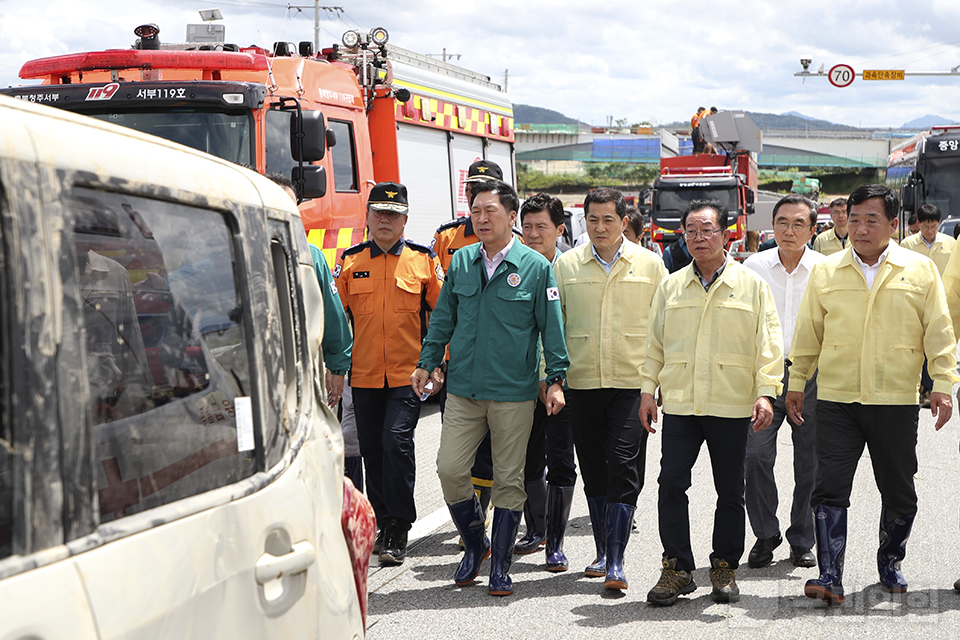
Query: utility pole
503,68,508,92
285,3,342,52
426,48,462,63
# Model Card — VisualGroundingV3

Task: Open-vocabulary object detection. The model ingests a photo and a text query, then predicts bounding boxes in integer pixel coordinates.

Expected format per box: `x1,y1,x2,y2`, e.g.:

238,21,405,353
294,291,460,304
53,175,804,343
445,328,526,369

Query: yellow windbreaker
554,241,667,389
900,232,955,275
642,259,784,418
789,243,959,403
812,228,848,256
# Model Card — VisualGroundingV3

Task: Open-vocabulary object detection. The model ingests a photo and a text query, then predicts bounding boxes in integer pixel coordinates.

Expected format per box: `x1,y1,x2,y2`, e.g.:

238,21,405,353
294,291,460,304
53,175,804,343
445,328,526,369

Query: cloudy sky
2,0,960,128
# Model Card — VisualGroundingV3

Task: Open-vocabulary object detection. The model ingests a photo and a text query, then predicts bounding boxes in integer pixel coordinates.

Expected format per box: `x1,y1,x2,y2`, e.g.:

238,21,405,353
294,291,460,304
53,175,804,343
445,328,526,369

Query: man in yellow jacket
812,198,849,255
900,203,956,406
787,184,958,606
554,187,667,592
640,200,783,606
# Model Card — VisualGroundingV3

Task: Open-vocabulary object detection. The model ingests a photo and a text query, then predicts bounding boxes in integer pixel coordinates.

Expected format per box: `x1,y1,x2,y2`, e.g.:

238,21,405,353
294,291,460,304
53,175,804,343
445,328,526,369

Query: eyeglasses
775,220,813,233
683,228,722,240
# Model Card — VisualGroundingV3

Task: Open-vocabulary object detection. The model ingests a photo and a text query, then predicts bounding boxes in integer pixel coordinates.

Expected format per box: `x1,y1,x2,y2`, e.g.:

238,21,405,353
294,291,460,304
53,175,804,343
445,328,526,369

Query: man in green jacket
412,180,568,597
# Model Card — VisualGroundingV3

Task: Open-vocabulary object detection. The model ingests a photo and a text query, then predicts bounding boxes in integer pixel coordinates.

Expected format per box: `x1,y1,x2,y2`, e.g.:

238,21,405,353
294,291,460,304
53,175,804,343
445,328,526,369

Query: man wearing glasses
640,200,783,606
335,181,444,566
741,195,828,571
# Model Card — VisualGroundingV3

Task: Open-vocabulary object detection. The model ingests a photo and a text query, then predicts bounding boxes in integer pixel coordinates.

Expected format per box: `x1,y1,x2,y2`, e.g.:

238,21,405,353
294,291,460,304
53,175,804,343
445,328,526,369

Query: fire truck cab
1,23,516,265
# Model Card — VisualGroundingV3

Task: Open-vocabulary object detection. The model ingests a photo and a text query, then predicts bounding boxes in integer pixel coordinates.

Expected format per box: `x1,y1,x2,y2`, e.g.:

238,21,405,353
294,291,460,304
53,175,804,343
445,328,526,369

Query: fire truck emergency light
342,30,360,48
134,24,160,39
370,27,389,47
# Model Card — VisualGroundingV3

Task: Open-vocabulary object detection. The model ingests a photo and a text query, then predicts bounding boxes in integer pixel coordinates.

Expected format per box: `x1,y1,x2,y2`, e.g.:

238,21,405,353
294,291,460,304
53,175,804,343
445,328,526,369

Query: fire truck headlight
369,27,389,47
222,93,244,105
341,30,360,48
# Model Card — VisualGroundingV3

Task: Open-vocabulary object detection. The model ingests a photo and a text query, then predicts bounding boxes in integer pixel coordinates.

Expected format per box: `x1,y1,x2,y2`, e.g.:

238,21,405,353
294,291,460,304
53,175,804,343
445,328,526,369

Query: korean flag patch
332,263,342,278
547,286,560,301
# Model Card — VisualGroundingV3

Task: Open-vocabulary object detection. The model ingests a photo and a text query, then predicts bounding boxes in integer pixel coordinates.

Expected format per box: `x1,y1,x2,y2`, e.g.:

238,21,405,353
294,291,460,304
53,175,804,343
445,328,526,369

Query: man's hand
639,392,659,433
785,390,805,425
545,383,565,415
751,396,774,432
410,367,430,397
325,371,344,408
932,391,953,430
428,367,444,395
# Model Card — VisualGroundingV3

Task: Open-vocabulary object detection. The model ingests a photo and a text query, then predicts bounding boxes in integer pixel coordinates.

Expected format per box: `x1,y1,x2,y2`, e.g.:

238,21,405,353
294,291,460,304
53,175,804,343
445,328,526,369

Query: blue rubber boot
448,497,491,586
489,508,523,596
584,496,607,577
804,504,847,605
878,507,915,593
604,503,635,590
545,485,575,572
514,475,547,554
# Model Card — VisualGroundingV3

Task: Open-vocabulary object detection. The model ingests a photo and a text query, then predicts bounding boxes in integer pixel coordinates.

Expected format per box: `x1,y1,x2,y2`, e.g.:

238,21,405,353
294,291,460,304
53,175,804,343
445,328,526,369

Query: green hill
513,104,583,125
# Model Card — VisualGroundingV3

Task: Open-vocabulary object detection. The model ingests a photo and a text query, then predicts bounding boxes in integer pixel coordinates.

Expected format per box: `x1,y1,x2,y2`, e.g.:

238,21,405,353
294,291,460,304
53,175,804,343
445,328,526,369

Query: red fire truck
650,111,760,251
1,23,515,264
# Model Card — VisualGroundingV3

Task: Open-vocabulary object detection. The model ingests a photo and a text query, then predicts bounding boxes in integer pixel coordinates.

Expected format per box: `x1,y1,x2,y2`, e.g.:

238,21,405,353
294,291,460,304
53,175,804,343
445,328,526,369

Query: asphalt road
365,390,960,640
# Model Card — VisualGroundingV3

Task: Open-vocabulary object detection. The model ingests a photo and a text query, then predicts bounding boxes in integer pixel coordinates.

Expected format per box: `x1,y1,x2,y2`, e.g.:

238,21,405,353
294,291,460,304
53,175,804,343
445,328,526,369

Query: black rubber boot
489,508,523,596
544,485,574,571
584,496,607,577
448,497,491,586
604,503,635,590
514,475,547,554
804,503,847,605
878,507,915,593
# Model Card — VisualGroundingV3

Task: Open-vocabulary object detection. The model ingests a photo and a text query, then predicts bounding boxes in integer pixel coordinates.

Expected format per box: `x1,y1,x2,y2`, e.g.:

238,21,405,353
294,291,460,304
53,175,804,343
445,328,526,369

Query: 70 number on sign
829,64,855,88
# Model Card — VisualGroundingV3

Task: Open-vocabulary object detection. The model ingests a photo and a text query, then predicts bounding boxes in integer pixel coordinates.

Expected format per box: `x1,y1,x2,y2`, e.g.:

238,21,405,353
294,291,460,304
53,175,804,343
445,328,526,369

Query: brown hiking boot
647,555,696,606
709,557,740,603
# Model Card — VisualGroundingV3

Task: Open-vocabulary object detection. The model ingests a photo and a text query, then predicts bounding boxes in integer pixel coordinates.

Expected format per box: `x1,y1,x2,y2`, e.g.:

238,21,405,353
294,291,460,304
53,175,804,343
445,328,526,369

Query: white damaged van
0,94,374,639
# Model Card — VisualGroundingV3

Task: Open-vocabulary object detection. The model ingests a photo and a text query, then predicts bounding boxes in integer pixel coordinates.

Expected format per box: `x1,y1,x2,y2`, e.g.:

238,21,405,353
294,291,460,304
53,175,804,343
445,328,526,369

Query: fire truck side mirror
291,110,326,162
326,128,338,149
293,165,327,200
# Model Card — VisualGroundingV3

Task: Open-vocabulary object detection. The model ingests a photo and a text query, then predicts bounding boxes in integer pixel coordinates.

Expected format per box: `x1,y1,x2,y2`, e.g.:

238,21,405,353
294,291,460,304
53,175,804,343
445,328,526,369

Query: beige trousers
436,394,536,511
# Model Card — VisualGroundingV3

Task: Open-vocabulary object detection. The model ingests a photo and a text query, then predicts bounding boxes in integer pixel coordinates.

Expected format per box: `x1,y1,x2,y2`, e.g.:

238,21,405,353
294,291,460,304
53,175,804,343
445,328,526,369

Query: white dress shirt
853,241,892,291
743,245,828,357
480,236,515,279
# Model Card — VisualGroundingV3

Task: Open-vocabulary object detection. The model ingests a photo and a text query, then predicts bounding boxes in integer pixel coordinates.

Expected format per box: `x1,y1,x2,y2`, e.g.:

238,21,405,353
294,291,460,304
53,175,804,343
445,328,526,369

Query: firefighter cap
464,159,503,183
368,181,409,214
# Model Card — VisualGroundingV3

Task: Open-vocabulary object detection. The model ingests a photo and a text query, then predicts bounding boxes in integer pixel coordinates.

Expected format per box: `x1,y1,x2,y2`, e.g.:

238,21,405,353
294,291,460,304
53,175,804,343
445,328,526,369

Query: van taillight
341,477,376,627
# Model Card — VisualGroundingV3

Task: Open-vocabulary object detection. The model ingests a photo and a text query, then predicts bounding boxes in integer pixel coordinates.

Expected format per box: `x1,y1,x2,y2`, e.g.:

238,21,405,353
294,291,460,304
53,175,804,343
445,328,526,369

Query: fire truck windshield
654,186,738,218
920,156,960,219
84,108,252,166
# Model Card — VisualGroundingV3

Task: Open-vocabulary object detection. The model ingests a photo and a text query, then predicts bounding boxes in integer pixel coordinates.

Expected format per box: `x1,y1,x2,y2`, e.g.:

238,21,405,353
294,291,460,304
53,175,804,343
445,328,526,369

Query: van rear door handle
255,541,316,584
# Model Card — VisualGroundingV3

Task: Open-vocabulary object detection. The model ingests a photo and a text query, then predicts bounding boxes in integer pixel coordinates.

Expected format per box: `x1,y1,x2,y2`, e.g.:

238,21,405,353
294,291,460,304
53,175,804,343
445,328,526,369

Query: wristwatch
547,375,565,388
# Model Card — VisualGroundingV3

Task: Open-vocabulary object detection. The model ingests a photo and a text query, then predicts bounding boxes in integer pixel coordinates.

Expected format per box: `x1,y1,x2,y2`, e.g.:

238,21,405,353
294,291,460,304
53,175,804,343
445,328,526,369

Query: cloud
3,0,960,127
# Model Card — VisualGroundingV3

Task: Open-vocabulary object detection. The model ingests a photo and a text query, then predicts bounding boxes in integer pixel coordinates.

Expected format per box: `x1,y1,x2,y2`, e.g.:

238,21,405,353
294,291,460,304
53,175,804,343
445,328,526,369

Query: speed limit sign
829,64,855,88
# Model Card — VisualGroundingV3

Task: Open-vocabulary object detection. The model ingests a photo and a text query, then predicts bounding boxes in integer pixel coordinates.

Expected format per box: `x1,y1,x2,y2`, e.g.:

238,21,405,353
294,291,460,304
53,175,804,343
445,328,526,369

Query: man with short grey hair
742,194,827,570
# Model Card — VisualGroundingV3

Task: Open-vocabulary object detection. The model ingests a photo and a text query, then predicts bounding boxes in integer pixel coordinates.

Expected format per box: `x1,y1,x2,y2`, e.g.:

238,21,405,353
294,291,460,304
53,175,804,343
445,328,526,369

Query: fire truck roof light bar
20,50,269,79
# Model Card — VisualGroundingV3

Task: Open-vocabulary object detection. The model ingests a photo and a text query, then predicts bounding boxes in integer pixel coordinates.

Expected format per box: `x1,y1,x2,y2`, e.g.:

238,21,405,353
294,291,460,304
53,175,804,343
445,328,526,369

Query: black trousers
811,401,919,515
569,388,646,505
658,413,749,571
353,385,421,530
523,398,576,486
